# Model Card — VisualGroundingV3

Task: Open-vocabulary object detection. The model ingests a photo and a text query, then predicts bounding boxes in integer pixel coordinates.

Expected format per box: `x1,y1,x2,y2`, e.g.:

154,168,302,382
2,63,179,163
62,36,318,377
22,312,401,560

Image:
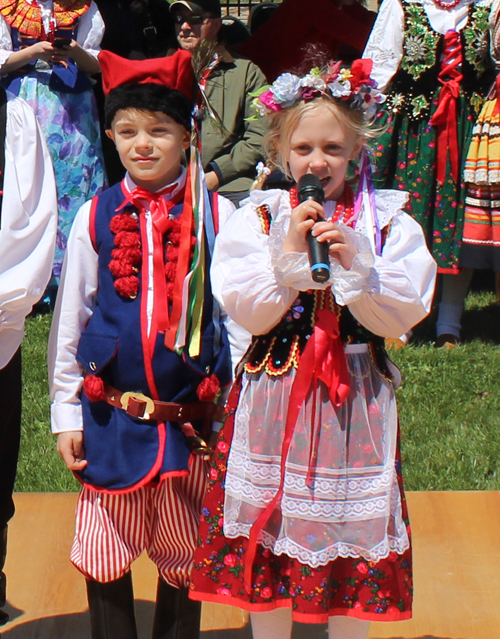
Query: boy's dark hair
104,82,193,131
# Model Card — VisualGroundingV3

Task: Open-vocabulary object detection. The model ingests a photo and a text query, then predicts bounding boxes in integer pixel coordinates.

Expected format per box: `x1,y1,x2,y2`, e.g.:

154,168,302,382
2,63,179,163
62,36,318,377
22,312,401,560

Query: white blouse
0,0,104,69
211,188,437,342
363,0,493,92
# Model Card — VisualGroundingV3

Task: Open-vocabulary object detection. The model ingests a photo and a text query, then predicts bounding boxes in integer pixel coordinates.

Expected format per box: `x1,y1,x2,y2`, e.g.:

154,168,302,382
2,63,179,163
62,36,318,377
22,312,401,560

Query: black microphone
297,174,330,283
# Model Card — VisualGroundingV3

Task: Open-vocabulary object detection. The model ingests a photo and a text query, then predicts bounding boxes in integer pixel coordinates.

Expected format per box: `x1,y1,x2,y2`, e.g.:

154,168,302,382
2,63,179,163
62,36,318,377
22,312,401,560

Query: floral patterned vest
243,202,393,381
385,0,494,121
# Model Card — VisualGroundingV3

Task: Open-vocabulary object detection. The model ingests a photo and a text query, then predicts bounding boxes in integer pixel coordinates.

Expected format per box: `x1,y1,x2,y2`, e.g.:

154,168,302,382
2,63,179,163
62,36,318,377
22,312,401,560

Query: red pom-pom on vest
196,374,221,402
115,276,140,298
83,375,107,402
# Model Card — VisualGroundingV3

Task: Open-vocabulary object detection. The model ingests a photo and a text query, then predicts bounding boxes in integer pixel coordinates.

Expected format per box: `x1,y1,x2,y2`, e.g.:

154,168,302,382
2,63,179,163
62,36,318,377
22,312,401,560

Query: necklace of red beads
289,182,355,225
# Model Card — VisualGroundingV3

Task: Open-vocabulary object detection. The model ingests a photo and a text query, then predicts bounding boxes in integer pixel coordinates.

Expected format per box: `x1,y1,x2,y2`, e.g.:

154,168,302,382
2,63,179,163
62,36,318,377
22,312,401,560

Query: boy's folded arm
49,200,98,435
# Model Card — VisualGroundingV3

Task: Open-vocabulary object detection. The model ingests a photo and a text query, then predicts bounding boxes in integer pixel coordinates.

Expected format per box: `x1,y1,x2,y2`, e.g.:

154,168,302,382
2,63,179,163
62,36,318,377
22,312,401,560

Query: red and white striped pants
70,457,207,587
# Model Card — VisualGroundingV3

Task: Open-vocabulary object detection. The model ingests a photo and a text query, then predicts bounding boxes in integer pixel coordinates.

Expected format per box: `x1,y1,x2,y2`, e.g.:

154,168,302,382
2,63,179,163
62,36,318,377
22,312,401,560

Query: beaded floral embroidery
400,2,439,80
463,4,490,76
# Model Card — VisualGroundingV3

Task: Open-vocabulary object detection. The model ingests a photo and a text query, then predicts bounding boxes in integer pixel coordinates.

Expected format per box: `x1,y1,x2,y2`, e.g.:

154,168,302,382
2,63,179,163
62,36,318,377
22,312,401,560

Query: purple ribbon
353,149,382,256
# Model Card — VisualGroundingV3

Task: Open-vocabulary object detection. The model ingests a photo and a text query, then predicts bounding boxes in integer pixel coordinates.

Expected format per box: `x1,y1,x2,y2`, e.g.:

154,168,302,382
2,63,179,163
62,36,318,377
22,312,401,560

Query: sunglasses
173,13,211,25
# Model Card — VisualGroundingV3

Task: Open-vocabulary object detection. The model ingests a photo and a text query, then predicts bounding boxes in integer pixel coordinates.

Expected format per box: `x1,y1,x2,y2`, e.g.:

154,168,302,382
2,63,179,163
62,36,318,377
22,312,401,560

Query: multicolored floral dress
189,188,437,623
462,0,500,270
0,0,106,282
364,0,494,273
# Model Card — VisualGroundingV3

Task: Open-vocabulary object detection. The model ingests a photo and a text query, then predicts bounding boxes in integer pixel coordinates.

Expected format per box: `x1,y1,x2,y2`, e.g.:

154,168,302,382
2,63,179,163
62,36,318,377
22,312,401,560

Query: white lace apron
223,345,409,569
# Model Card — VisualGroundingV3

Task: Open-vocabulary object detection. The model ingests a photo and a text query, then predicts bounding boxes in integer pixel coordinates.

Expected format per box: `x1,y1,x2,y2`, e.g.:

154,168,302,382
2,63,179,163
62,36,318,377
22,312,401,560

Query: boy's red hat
98,50,195,99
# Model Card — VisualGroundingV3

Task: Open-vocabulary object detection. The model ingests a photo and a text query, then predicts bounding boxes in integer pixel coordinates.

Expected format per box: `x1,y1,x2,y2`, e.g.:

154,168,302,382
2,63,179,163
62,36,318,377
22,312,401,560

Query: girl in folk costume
462,0,500,271
189,60,436,639
49,50,233,639
0,0,106,292
363,0,495,346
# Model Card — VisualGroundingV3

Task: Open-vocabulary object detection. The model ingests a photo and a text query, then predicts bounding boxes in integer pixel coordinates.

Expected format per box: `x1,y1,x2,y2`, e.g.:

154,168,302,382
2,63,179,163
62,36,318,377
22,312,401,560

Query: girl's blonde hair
263,95,376,180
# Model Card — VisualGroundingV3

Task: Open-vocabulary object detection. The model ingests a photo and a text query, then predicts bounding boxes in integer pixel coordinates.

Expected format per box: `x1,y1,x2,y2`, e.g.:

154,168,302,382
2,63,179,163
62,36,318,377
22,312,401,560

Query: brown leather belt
104,384,225,423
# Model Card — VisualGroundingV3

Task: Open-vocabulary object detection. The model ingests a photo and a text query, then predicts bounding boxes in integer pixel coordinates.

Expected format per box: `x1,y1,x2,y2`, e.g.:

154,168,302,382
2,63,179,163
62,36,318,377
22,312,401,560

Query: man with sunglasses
170,0,267,205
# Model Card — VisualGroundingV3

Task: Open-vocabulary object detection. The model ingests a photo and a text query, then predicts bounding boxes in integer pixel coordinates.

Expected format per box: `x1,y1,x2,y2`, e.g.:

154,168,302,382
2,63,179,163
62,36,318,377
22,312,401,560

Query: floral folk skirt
371,89,478,274
190,370,413,624
15,71,106,282
461,97,500,270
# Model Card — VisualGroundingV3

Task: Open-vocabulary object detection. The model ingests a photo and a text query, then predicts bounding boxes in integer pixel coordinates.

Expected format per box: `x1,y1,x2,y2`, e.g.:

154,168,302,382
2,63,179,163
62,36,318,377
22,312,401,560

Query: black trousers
0,348,22,528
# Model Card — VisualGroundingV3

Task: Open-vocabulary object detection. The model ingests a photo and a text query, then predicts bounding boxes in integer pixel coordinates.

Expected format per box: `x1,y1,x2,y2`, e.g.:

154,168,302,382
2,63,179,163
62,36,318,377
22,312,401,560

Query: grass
15,285,500,492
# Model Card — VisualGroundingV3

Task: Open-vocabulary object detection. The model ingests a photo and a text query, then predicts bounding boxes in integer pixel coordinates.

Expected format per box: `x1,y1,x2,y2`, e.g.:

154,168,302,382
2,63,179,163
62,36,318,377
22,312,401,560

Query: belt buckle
120,391,155,420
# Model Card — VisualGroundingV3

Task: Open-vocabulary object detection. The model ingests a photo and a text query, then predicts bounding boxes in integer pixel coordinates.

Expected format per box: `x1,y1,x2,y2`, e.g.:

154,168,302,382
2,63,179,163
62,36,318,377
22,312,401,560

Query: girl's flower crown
249,59,385,120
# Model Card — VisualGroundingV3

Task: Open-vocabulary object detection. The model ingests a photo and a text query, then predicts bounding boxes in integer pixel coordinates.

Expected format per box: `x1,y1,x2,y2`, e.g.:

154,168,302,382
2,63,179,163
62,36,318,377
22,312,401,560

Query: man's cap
169,0,221,18
99,49,195,98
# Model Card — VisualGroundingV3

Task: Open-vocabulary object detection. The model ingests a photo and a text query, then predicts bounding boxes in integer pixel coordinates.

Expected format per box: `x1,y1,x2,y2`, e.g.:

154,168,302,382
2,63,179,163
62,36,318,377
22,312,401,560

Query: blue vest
75,182,231,492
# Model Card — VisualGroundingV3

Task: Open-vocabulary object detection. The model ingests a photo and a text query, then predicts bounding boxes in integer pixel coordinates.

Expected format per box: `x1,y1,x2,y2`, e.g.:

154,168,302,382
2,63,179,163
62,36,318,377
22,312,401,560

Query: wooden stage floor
0,491,499,639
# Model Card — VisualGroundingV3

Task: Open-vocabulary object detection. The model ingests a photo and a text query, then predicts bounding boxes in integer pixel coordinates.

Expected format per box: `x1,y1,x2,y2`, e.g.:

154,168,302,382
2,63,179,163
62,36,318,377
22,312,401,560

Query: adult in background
0,89,57,625
170,0,267,205
0,0,107,302
363,0,495,347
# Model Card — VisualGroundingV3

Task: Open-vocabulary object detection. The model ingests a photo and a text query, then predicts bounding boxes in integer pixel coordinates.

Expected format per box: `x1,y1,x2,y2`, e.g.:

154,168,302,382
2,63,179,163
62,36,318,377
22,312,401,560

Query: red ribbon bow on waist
429,30,463,185
243,307,350,590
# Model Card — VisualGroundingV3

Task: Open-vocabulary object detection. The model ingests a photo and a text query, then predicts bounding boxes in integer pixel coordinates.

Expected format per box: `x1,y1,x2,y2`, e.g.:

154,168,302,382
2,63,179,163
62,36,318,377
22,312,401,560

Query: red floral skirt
189,387,413,624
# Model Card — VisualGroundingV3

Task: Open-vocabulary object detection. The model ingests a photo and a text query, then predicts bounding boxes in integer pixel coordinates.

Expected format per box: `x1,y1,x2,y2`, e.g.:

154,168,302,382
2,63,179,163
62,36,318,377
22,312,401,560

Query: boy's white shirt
0,91,57,369
48,169,238,434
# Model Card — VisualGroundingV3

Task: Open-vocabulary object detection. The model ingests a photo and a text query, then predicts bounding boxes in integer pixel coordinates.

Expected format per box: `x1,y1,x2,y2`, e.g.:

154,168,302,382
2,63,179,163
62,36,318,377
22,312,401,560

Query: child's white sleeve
0,94,57,368
48,201,98,434
332,211,437,338
211,194,300,336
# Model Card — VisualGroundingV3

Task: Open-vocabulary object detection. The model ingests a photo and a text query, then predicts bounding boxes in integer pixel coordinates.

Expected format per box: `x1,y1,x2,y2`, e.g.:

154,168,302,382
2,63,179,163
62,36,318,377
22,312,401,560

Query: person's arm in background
0,93,57,368
362,0,404,93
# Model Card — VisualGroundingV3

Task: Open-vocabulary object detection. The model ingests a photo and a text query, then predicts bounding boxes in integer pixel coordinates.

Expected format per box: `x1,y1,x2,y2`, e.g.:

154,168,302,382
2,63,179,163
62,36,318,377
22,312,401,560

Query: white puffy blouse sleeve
211,190,302,336
76,1,104,58
332,190,437,337
48,200,98,434
0,16,13,68
212,188,437,341
363,0,405,93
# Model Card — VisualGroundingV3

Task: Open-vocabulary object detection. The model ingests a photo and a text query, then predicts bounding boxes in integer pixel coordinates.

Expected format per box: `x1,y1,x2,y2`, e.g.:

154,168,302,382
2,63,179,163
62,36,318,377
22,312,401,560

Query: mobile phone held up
53,37,72,48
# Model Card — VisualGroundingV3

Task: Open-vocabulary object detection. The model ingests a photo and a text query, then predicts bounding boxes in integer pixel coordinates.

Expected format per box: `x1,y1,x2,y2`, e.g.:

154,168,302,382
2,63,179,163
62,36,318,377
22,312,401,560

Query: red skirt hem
189,590,412,623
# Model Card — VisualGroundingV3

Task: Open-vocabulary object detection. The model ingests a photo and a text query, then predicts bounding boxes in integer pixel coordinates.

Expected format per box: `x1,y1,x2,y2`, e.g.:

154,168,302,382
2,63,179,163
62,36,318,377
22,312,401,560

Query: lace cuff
268,209,330,291
331,228,376,305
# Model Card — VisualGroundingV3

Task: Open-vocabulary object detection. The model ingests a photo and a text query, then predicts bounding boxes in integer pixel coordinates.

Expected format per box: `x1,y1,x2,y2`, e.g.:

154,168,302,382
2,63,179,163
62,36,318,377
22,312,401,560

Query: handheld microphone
297,174,330,283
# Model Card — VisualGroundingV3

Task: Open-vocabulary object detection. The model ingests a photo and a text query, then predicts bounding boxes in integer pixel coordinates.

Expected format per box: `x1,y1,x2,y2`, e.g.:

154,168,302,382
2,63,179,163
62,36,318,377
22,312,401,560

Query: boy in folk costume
48,50,233,639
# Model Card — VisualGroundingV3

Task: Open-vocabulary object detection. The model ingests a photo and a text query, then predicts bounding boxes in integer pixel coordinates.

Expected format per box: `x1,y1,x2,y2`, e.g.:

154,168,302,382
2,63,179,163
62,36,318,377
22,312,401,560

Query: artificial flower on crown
248,59,385,120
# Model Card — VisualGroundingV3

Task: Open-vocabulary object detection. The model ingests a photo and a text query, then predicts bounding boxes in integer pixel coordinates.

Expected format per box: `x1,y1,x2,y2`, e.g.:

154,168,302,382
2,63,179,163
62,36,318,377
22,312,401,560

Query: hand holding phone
53,37,72,48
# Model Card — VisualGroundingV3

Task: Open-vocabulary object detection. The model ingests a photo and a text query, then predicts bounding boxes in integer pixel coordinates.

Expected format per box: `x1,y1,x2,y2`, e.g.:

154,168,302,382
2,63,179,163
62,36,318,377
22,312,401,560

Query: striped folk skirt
462,97,500,270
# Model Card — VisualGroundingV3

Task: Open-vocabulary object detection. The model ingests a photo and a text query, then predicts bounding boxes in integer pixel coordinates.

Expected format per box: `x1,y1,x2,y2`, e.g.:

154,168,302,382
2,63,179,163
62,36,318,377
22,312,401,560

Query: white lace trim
464,169,500,185
225,478,393,520
226,449,395,497
223,524,410,566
